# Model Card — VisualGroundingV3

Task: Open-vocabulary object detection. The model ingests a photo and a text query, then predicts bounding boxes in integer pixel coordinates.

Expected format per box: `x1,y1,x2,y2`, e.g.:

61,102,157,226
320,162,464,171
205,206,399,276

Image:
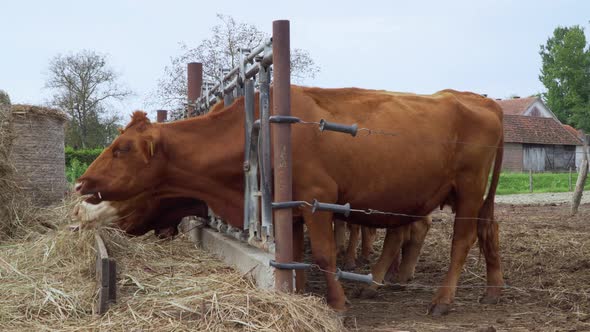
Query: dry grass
0,198,343,331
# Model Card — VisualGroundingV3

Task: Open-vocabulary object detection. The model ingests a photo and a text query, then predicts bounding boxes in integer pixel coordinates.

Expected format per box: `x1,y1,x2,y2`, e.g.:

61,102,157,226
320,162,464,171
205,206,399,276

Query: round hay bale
10,104,68,206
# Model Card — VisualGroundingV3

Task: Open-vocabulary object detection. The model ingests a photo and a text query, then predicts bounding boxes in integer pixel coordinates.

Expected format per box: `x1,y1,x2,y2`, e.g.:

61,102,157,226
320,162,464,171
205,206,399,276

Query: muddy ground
305,203,590,331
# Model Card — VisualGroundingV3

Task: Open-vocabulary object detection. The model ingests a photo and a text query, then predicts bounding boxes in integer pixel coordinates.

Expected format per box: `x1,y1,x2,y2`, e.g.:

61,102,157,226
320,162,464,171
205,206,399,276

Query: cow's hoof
428,303,451,316
357,287,378,299
479,294,500,305
342,260,357,271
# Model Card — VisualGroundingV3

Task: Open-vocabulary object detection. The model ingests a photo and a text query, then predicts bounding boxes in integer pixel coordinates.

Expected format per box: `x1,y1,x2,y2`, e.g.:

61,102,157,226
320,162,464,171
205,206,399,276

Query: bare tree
46,50,131,148
154,14,320,107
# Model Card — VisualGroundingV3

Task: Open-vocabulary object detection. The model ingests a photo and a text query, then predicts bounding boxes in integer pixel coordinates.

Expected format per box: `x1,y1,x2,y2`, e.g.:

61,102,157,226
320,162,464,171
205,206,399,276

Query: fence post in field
569,167,573,192
529,169,533,193
272,19,293,292
571,135,589,215
187,62,203,117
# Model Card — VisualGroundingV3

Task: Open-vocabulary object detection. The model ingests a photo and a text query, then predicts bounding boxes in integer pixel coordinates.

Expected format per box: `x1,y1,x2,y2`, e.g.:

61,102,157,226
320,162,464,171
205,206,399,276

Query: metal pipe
243,79,259,234
259,60,272,242
156,110,168,123
271,19,293,292
187,63,203,116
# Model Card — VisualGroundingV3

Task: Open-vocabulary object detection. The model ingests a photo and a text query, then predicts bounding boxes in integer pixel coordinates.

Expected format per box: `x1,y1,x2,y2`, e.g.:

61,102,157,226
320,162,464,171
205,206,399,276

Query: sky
1,0,589,120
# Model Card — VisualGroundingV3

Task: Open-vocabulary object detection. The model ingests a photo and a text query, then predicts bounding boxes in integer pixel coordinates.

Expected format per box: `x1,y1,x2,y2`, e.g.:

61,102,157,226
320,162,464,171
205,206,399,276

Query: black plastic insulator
269,260,312,270
311,199,351,217
319,119,358,136
269,115,302,124
335,269,374,284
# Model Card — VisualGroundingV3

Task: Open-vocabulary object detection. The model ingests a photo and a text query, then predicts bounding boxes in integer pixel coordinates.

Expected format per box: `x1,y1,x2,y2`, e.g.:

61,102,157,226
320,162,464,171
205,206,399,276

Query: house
496,96,583,172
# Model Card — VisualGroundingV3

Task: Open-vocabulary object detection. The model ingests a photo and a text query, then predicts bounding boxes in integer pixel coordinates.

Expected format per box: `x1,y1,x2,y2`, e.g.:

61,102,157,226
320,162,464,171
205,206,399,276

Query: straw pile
0,199,343,331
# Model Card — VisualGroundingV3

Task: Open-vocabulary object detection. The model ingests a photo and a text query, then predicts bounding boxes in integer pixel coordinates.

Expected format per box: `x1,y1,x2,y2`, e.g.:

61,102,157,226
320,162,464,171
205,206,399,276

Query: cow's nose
74,182,84,192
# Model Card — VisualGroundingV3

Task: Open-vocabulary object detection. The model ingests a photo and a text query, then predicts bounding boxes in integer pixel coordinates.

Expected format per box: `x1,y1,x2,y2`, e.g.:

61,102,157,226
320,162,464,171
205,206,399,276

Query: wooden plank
95,234,116,315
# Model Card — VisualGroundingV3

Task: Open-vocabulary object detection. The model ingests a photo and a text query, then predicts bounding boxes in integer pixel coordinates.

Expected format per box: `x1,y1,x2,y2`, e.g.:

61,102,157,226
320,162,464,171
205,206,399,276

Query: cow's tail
477,133,503,260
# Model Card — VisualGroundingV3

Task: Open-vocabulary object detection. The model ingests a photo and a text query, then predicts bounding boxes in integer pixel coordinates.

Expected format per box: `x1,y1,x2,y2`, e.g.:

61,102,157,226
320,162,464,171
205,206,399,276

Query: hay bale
10,104,68,206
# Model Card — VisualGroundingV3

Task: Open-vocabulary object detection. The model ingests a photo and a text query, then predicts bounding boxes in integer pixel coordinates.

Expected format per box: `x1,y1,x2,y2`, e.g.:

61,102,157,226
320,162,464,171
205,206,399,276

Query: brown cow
76,86,503,315
73,193,209,238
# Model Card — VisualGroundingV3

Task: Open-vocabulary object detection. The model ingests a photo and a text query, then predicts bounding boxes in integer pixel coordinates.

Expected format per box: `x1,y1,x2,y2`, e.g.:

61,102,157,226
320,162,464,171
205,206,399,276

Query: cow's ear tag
149,141,154,157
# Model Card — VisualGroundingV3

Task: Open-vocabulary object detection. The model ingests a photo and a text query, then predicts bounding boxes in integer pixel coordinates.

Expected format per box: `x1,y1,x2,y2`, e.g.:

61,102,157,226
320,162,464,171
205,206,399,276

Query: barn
497,96,583,172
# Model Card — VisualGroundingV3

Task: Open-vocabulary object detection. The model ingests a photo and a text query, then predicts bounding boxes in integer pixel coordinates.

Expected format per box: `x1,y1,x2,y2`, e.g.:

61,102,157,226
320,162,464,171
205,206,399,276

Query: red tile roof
496,97,537,115
562,124,582,139
503,115,582,145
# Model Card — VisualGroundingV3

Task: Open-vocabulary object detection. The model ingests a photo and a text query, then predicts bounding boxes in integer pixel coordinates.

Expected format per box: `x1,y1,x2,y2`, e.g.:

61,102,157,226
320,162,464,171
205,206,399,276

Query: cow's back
288,86,502,227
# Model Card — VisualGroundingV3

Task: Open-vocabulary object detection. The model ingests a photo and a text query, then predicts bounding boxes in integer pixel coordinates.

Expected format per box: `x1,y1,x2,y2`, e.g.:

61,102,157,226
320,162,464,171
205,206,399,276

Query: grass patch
497,172,590,195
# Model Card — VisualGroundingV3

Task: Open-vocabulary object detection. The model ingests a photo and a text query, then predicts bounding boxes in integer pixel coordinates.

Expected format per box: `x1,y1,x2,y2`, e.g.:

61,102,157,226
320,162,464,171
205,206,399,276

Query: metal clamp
319,119,358,136
269,115,301,124
311,199,351,217
272,201,309,210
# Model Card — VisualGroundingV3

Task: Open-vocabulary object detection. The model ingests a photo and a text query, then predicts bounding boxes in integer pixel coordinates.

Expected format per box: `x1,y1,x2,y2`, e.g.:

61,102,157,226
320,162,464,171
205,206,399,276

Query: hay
0,101,35,240
11,104,68,122
0,199,343,331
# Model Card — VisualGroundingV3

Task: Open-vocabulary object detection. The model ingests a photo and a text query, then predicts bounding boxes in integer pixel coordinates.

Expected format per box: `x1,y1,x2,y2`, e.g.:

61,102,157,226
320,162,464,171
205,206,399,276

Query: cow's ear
140,138,157,164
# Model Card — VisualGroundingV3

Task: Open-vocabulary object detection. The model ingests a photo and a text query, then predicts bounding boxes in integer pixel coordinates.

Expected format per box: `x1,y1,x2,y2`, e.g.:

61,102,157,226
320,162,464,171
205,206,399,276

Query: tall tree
155,14,320,108
46,50,131,148
539,25,590,131
0,90,10,106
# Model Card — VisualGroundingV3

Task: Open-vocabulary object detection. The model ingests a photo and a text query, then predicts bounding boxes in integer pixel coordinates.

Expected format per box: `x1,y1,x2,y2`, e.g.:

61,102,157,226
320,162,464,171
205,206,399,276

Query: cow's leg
343,224,360,270
358,228,403,298
429,202,479,316
478,213,503,304
333,219,347,256
304,210,347,311
360,226,377,263
392,216,431,283
293,219,306,293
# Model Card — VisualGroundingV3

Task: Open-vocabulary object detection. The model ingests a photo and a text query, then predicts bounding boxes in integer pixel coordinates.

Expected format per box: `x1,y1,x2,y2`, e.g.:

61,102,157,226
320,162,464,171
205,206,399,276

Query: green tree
539,25,590,131
46,50,131,148
0,90,10,106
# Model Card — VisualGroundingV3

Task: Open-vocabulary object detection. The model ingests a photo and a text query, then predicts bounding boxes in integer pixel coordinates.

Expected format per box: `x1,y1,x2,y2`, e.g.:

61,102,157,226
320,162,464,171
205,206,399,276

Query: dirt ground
306,203,590,332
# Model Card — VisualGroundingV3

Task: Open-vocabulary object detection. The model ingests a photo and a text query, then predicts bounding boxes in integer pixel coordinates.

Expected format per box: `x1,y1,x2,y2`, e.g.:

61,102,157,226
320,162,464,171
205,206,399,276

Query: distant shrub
65,146,103,167
65,158,89,184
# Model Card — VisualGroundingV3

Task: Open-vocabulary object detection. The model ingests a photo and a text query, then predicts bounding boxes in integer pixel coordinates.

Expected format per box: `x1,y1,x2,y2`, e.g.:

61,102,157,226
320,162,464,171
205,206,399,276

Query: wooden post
529,169,533,193
572,135,589,215
95,234,116,314
569,167,573,191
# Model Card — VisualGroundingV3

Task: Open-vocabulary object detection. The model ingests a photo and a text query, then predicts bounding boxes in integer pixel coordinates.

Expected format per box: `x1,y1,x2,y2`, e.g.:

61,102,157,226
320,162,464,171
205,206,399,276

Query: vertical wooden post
529,169,533,193
569,167,573,191
572,135,589,215
272,19,293,292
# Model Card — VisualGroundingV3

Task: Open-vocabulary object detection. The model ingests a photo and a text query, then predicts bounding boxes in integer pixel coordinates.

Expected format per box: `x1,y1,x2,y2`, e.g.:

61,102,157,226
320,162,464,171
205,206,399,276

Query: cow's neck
157,106,246,227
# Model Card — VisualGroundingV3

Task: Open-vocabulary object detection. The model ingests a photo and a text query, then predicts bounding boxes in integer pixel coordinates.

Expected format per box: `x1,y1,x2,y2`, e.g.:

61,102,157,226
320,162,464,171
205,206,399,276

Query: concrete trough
180,218,275,289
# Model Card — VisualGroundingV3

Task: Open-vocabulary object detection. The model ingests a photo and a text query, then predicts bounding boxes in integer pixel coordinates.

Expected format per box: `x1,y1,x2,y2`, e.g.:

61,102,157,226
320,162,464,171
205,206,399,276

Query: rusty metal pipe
187,63,203,117
271,20,293,292
156,110,168,123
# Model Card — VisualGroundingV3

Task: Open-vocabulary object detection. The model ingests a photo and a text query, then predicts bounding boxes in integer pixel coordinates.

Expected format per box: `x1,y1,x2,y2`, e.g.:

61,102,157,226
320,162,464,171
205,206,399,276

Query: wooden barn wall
502,143,523,172
523,144,576,172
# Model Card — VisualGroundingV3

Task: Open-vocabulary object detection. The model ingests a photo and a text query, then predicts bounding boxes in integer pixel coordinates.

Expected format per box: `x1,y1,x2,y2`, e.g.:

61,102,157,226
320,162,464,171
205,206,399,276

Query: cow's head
75,111,165,201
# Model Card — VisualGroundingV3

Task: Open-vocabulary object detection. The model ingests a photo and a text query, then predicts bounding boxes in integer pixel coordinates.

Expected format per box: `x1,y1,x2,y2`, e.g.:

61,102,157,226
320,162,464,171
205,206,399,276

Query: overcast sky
1,0,588,119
